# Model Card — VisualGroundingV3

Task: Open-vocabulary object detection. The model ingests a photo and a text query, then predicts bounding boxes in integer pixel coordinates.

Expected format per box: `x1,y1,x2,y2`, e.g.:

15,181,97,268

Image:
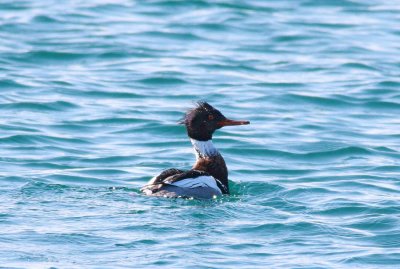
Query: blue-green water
1,0,400,268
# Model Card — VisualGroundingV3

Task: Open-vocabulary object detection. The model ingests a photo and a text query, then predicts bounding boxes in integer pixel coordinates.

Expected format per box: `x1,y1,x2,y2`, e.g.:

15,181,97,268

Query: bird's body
141,102,249,199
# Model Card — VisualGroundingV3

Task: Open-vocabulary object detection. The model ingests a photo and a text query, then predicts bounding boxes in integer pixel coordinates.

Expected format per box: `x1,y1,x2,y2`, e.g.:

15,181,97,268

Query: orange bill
217,118,250,127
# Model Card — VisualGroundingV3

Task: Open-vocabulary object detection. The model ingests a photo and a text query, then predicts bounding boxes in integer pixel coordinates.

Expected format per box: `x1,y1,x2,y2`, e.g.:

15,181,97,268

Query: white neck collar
190,139,218,159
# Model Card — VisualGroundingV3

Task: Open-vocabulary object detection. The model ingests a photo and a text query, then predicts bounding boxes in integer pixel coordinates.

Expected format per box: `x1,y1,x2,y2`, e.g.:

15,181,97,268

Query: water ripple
1,0,400,268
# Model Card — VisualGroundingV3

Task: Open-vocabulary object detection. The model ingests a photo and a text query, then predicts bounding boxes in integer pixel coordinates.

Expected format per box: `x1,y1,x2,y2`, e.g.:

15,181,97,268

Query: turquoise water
1,0,400,268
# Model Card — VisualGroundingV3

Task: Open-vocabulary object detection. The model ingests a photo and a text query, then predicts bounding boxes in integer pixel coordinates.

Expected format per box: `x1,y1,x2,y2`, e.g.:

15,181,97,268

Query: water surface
1,0,400,268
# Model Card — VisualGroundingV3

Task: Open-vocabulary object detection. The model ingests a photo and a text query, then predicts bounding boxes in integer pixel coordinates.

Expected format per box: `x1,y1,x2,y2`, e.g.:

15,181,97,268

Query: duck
141,101,250,199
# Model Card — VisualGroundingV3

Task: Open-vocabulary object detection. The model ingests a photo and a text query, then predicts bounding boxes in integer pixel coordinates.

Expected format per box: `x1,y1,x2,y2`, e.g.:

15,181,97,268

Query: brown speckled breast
192,154,229,194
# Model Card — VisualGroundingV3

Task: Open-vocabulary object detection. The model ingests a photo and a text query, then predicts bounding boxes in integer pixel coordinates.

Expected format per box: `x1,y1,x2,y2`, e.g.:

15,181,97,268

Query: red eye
208,115,214,120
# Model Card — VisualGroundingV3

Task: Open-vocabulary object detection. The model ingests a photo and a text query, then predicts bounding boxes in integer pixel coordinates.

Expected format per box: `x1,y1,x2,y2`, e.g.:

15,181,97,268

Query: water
1,0,400,268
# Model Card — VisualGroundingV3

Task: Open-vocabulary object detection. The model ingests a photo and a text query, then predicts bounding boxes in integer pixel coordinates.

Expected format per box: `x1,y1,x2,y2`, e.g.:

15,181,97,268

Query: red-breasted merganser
141,102,250,199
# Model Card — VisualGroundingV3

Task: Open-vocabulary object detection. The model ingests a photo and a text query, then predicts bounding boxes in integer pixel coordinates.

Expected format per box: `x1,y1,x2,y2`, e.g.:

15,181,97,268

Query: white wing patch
169,176,222,194
147,175,158,185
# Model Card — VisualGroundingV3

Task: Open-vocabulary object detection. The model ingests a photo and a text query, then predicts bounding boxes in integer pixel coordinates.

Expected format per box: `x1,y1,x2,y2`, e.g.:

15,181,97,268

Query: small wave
362,88,398,96
137,77,188,85
195,63,262,72
42,232,112,245
342,253,400,266
302,0,369,8
230,181,284,196
73,168,131,176
136,30,203,41
83,155,138,165
251,82,306,88
372,146,398,153
365,233,400,248
0,79,29,89
115,239,159,248
0,2,30,11
364,100,400,110
234,146,371,160
292,21,356,29
315,205,370,217
377,80,400,88
341,62,378,71
232,221,323,235
19,181,71,193
304,146,372,158
345,216,399,232
0,176,27,185
0,134,90,146
0,100,78,112
31,15,60,23
140,0,211,9
368,165,400,172
44,174,121,186
19,50,90,62
21,161,75,170
272,34,316,43
282,187,338,200
284,93,353,107
215,2,274,13
238,168,316,176
330,180,399,194
78,90,144,99
72,117,151,125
